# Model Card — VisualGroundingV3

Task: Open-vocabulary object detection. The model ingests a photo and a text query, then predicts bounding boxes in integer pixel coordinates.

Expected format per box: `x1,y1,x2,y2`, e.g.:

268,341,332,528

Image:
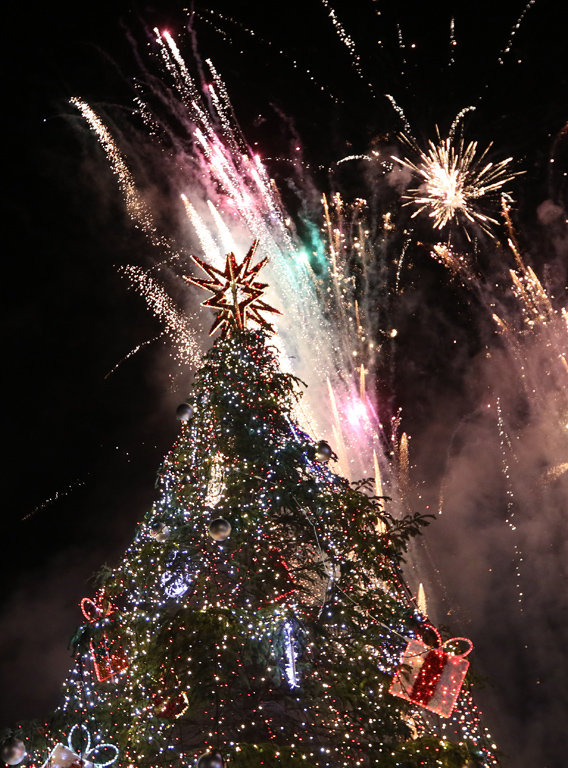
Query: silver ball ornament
1,739,26,766
196,752,224,768
315,440,332,462
208,518,231,541
149,522,171,542
176,403,194,421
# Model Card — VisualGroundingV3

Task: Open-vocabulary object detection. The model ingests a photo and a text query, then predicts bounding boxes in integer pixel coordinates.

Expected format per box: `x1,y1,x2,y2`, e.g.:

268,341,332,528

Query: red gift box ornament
88,633,128,683
258,547,297,606
80,591,128,683
229,545,297,607
389,626,473,718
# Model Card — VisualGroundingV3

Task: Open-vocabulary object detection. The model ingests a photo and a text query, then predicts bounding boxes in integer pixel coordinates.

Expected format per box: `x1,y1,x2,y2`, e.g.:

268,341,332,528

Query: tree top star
183,239,281,336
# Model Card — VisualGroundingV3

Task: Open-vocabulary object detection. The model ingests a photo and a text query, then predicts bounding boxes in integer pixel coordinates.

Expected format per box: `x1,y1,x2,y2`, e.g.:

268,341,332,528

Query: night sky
2,2,567,766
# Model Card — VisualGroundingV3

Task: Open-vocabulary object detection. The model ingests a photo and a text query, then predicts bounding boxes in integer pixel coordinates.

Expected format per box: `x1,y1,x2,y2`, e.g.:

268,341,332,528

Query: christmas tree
2,245,498,768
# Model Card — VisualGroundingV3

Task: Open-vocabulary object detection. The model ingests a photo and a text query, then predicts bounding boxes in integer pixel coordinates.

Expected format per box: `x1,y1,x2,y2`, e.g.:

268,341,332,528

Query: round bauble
315,440,332,462
149,521,171,542
176,403,194,421
208,518,231,541
196,752,224,768
1,739,26,766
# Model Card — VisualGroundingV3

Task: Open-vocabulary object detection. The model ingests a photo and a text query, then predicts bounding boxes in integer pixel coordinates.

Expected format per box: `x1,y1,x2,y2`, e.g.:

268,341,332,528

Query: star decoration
183,239,281,336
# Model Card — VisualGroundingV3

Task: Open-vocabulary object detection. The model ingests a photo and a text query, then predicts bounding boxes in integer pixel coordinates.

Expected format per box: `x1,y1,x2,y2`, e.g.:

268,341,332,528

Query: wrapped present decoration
42,726,118,768
236,545,297,606
89,631,128,682
42,743,95,768
80,592,127,682
389,626,473,718
260,547,297,605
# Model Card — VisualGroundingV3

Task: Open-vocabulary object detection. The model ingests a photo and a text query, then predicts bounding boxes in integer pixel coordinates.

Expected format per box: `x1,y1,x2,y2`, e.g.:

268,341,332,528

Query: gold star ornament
183,239,281,336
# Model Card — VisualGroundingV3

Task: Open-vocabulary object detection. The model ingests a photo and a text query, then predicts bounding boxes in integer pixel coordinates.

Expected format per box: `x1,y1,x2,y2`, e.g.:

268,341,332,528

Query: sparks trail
321,0,374,95
70,98,172,250
449,106,477,139
22,479,87,521
542,462,568,483
119,265,202,368
394,236,411,295
396,23,407,75
495,397,525,611
499,0,539,64
384,94,414,138
196,8,341,103
448,16,457,67
104,333,167,379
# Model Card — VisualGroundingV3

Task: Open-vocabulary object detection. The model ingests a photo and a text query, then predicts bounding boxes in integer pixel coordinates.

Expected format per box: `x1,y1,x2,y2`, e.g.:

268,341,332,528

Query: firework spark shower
393,132,519,235
2,2,566,767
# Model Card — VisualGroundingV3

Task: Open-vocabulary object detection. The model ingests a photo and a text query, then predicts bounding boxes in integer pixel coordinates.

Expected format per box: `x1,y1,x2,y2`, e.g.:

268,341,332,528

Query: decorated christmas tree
2,244,498,768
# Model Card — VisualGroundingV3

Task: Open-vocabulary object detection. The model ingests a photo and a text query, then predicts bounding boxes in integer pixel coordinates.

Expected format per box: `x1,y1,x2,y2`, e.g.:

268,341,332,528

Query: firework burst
394,131,519,236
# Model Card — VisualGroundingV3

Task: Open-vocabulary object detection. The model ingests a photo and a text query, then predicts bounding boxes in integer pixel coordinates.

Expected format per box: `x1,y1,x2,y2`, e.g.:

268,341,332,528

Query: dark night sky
2,1,567,765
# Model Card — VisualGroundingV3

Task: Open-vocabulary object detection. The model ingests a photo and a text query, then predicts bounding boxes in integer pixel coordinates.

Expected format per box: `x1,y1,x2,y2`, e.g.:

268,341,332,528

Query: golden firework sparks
394,131,519,236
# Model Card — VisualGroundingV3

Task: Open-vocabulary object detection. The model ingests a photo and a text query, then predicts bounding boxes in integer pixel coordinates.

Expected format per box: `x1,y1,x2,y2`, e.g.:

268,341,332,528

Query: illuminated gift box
236,546,297,606
41,726,118,768
389,630,473,718
80,592,128,682
89,631,128,682
42,744,94,768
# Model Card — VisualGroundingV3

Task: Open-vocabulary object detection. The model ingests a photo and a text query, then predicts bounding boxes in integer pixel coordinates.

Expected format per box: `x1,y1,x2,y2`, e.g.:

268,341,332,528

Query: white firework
394,131,519,236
